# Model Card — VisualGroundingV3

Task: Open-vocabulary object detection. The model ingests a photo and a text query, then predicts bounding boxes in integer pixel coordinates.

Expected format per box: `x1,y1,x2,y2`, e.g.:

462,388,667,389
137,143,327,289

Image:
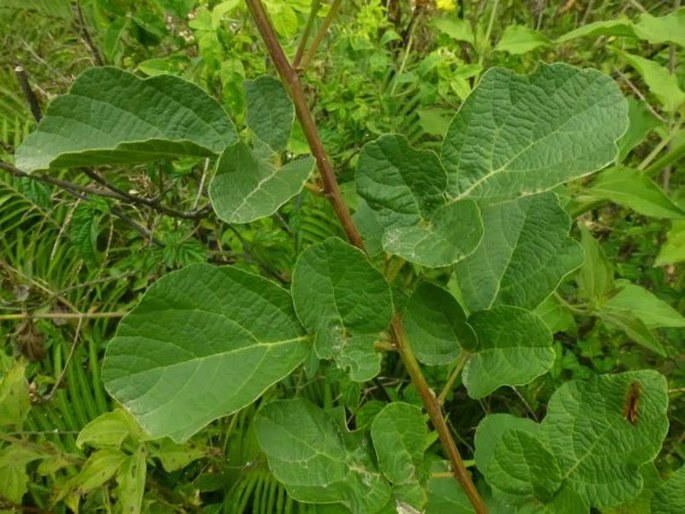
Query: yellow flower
436,0,456,11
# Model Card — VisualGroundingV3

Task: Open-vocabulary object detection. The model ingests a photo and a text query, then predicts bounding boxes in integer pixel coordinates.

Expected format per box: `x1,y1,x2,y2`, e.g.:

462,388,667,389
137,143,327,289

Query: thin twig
75,0,103,65
14,65,42,122
438,351,469,406
299,0,342,71
44,316,83,401
0,311,126,321
246,0,363,249
292,0,321,68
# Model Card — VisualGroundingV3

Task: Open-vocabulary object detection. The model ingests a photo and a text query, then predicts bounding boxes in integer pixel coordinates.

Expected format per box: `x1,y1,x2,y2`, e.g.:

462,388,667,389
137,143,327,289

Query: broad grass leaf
463,307,554,399
16,67,237,172
255,398,391,513
291,237,392,381
102,263,309,442
441,63,628,201
455,193,583,312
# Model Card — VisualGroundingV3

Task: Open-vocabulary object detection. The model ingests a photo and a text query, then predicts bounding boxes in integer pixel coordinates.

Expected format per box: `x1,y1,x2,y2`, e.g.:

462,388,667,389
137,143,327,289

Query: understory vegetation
0,1,684,513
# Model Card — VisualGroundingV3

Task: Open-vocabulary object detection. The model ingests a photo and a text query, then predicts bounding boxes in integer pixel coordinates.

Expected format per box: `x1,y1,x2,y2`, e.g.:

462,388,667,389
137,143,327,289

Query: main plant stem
245,2,486,513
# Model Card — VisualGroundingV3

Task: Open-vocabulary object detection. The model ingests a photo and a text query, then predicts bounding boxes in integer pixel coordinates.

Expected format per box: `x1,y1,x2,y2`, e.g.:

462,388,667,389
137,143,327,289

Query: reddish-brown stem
245,2,487,512
391,317,487,514
245,0,364,251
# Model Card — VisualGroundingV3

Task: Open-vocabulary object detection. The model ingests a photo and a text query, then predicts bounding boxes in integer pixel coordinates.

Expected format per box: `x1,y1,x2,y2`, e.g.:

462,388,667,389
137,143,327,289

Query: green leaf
541,370,669,507
0,360,30,428
76,409,143,450
151,439,206,472
620,52,685,113
245,76,294,152
255,398,391,513
603,282,685,329
474,413,540,477
371,402,428,508
102,263,309,442
402,283,476,365
656,221,685,266
356,134,484,266
455,193,583,311
72,449,128,494
209,141,314,223
0,446,43,503
116,446,147,514
635,8,685,47
576,226,615,301
597,309,666,356
556,20,637,43
651,466,685,514
15,67,237,172
534,295,576,334
588,167,685,219
487,430,562,503
617,98,663,163
291,237,392,381
433,17,475,44
495,25,551,54
463,307,554,399
441,64,628,201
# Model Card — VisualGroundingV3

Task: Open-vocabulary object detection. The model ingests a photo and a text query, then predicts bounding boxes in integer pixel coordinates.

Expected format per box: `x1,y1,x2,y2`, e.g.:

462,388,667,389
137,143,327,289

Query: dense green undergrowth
1,1,684,513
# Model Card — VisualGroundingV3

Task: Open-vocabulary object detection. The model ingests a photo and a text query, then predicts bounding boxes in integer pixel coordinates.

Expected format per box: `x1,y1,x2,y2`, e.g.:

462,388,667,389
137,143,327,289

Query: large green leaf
494,25,551,55
402,283,476,365
255,398,391,513
356,134,483,267
455,193,583,312
441,64,628,201
541,370,669,507
291,237,392,381
245,75,294,152
371,402,428,509
102,263,309,442
462,306,554,399
16,67,237,172
209,141,314,223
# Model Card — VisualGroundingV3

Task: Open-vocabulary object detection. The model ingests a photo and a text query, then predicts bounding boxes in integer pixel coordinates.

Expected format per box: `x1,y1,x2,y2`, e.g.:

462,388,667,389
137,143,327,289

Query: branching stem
245,2,487,512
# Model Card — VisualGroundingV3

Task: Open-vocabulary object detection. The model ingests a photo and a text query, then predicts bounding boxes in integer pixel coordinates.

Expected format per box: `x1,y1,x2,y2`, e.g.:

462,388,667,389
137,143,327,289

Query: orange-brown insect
623,381,642,425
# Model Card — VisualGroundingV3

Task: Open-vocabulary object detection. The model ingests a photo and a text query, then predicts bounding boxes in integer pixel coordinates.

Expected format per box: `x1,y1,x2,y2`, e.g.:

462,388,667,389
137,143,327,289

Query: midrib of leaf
559,418,622,482
453,75,607,200
112,336,309,383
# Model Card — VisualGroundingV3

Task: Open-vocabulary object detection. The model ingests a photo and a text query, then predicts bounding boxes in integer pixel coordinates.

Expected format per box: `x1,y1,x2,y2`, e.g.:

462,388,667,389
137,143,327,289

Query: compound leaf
102,263,309,442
